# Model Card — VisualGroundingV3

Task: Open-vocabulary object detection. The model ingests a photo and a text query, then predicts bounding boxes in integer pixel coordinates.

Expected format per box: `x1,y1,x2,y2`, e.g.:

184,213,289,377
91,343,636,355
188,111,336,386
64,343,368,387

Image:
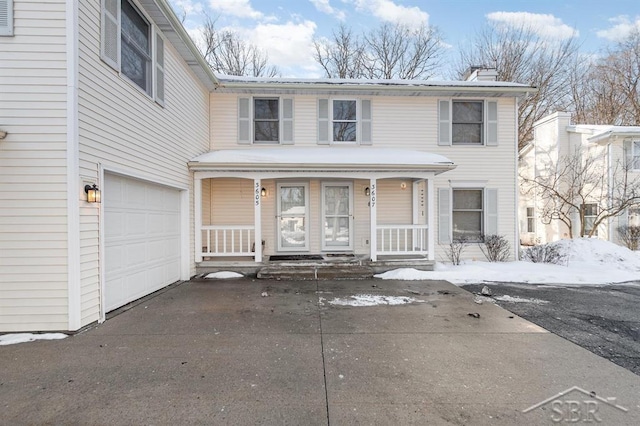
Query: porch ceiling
188,147,456,175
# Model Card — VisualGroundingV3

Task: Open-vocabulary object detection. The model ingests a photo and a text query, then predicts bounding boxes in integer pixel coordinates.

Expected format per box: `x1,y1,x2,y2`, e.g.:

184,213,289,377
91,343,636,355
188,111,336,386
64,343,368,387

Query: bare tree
200,16,279,77
571,29,640,125
522,148,640,238
313,23,445,80
453,23,580,150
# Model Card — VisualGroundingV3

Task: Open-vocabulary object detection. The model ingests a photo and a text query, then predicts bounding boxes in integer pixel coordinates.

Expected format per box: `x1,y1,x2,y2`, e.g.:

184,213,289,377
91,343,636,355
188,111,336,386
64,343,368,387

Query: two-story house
519,112,640,246
0,0,534,332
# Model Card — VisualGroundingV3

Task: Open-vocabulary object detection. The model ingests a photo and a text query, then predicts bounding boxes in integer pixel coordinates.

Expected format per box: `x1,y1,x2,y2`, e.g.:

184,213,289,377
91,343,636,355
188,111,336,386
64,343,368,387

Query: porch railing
201,225,255,257
376,224,429,256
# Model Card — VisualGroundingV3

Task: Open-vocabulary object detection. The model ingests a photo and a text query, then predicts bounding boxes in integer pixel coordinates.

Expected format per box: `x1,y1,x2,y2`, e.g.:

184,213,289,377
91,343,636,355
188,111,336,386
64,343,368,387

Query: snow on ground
321,294,423,307
494,295,549,304
376,238,640,286
0,333,67,346
205,271,244,279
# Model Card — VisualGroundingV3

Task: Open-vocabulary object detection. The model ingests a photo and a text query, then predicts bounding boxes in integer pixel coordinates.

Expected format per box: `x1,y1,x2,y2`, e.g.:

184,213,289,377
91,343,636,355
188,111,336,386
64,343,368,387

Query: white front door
277,183,309,251
322,182,353,251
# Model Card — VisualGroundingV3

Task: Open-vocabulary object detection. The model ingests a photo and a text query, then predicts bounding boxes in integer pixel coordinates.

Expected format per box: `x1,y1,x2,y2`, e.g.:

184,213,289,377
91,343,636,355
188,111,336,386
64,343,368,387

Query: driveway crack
317,278,330,426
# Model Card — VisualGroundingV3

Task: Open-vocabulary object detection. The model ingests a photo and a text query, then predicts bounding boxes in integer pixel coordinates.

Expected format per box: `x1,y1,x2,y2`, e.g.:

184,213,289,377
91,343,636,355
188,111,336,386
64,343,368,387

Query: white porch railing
201,225,255,257
376,224,429,256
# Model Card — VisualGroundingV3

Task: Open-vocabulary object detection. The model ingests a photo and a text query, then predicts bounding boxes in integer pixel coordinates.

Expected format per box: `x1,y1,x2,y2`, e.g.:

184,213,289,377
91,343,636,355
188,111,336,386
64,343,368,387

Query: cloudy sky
169,0,640,77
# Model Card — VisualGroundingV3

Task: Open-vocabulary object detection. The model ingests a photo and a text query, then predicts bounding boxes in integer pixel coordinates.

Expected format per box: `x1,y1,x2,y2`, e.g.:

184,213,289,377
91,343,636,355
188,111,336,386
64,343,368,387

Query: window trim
632,140,640,170
451,188,484,241
101,0,164,105
526,206,535,233
582,203,598,236
331,98,359,144
452,99,484,145
253,97,281,144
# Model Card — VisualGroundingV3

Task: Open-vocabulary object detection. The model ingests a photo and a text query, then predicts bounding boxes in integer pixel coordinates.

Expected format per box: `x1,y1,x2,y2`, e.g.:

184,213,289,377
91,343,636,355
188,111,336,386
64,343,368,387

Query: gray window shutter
318,98,330,145
485,188,498,235
155,33,165,106
438,188,451,244
486,101,498,146
101,0,120,70
361,99,372,145
624,140,633,169
238,97,251,145
281,98,294,145
438,100,451,146
0,0,14,36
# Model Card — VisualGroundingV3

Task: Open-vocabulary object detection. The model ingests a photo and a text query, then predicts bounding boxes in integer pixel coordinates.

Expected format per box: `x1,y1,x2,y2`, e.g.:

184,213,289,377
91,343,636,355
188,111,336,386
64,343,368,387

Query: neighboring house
519,112,640,246
0,0,534,332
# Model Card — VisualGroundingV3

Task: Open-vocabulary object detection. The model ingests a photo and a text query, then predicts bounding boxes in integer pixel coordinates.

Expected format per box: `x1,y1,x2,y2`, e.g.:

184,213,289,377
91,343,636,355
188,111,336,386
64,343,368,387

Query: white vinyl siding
0,0,14,36
78,0,209,327
0,0,68,331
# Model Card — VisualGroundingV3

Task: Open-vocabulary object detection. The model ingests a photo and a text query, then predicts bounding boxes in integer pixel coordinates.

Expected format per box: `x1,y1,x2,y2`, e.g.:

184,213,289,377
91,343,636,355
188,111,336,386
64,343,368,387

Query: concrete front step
257,264,374,280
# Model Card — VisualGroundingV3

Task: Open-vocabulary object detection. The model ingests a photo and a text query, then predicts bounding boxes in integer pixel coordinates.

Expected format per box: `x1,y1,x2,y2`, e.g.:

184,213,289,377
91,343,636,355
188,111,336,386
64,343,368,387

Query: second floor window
254,98,279,142
333,100,357,142
452,101,483,144
121,0,151,94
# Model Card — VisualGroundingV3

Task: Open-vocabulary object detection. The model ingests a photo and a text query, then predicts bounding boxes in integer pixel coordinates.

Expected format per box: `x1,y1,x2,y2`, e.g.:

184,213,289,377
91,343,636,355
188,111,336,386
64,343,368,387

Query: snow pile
324,294,423,307
494,295,549,304
376,238,640,286
205,271,243,279
0,333,67,346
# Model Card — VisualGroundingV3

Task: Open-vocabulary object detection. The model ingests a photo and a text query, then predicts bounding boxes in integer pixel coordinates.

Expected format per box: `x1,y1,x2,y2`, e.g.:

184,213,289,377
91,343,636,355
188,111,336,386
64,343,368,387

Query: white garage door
104,173,182,312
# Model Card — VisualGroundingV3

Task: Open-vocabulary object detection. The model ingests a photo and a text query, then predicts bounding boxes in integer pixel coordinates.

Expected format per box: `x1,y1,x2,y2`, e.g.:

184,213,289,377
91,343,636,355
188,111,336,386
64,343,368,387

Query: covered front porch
189,148,455,275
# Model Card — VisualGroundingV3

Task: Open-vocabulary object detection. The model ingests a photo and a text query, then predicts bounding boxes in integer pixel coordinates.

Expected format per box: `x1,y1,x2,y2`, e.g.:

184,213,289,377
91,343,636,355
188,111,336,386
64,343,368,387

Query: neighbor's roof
568,124,640,143
189,148,456,174
214,75,536,97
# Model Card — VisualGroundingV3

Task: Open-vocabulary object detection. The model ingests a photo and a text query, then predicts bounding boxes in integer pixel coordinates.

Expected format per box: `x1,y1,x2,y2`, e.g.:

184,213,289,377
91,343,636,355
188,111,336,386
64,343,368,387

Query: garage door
104,173,182,312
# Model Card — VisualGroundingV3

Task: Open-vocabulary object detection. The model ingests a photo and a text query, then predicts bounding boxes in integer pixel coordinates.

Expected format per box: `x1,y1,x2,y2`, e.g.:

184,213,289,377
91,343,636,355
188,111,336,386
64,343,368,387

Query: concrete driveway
1,278,640,425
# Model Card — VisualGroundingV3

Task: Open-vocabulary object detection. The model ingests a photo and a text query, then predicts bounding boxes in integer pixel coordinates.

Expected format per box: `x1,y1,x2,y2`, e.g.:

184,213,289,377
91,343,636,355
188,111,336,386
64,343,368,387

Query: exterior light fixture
261,187,267,197
85,184,101,203
364,187,370,196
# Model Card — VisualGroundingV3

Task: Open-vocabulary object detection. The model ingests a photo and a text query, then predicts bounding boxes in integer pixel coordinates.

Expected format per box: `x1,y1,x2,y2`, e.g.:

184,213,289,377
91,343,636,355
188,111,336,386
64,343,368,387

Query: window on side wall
332,100,357,142
452,101,483,145
452,189,483,241
526,207,535,233
582,203,598,236
101,0,164,103
633,140,640,170
629,207,640,227
254,98,279,142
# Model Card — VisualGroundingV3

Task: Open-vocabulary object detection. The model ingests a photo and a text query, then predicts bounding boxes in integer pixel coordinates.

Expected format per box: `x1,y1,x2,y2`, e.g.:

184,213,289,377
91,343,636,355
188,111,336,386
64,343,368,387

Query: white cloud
486,11,578,40
171,0,204,16
351,0,429,30
310,0,346,21
236,20,320,76
596,15,640,41
209,0,264,20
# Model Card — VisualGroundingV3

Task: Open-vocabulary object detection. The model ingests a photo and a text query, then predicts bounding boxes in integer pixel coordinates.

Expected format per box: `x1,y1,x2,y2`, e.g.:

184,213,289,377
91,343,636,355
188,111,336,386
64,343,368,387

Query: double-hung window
332,100,357,142
254,98,279,142
238,97,293,145
438,99,498,146
526,207,535,233
582,203,598,235
632,141,640,170
101,0,164,104
317,98,372,145
452,189,484,241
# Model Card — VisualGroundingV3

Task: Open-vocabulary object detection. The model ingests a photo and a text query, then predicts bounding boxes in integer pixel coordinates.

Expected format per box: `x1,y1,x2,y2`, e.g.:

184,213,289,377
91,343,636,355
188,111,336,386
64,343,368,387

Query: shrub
445,238,468,265
617,225,640,251
522,244,566,265
478,234,510,262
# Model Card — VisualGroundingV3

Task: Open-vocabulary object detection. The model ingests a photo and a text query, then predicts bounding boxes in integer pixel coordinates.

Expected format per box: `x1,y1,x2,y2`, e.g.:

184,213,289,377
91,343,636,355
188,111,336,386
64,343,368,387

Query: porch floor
196,254,434,279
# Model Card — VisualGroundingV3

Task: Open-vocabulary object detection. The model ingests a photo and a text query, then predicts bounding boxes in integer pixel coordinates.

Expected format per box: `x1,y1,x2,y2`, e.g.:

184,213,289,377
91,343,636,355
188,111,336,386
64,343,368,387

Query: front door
322,182,353,251
277,183,309,251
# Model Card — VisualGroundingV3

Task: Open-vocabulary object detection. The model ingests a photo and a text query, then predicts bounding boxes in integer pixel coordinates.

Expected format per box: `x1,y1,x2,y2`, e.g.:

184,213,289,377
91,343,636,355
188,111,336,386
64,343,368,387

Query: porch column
369,178,377,261
195,175,203,262
427,178,435,261
254,178,262,263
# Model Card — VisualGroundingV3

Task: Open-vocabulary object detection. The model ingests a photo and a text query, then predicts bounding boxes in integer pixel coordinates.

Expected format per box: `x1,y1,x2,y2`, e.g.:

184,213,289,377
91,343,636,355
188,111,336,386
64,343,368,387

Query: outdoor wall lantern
364,187,371,196
85,184,101,203
261,187,267,197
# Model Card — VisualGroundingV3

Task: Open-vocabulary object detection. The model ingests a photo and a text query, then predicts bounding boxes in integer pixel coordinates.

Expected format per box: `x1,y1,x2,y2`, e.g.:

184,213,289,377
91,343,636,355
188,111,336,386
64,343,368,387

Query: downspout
66,0,81,330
